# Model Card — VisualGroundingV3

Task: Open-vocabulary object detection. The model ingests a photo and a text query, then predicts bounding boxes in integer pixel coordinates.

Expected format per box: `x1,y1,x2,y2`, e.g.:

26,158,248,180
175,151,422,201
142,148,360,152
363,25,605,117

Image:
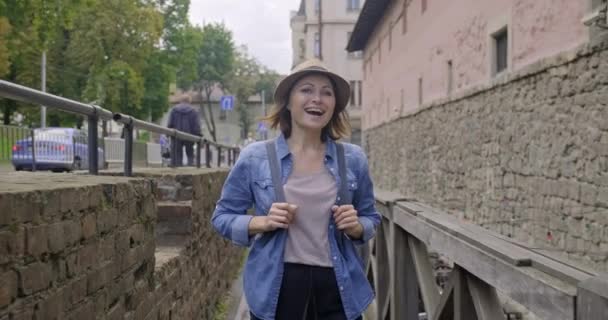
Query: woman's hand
248,202,298,235
332,205,363,239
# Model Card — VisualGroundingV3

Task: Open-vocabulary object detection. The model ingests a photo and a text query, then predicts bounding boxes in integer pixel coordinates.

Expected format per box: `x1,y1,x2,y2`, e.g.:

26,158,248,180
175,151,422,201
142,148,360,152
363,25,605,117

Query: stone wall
0,173,156,319
0,168,242,319
364,39,608,272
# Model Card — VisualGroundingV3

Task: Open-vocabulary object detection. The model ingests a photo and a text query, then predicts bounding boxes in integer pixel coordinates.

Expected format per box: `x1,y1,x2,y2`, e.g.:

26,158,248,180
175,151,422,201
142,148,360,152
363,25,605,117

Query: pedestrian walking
211,59,380,320
167,94,201,166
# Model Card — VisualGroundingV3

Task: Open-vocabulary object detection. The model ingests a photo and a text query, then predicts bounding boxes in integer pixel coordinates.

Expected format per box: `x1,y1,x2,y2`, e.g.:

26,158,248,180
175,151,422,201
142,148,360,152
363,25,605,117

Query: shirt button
333,256,337,260
329,225,333,230
337,196,341,201
339,286,344,291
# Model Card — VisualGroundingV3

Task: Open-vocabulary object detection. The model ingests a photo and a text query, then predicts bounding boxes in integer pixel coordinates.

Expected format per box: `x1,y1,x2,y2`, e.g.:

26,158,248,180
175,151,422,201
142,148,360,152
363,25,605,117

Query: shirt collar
275,133,337,161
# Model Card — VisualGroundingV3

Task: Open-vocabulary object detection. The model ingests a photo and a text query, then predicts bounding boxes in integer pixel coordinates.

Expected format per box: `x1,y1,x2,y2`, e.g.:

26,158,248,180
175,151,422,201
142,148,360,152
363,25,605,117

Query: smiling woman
211,59,380,320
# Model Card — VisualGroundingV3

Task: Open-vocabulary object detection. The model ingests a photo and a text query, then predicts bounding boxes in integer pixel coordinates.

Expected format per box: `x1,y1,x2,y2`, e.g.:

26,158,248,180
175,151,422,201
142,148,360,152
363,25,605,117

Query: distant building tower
290,0,365,145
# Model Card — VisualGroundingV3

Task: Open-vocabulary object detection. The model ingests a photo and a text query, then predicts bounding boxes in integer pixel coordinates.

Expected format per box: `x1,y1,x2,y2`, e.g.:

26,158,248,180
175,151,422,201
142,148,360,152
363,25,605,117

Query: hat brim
274,69,351,112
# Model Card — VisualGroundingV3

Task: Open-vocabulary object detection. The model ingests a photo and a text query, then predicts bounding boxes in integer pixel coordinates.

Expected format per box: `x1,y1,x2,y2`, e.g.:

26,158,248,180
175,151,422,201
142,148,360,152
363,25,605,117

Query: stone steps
156,201,192,236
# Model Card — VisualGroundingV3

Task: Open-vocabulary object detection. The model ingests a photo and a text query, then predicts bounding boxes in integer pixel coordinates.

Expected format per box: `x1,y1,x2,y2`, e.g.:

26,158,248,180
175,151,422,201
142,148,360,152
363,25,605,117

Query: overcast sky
189,0,301,75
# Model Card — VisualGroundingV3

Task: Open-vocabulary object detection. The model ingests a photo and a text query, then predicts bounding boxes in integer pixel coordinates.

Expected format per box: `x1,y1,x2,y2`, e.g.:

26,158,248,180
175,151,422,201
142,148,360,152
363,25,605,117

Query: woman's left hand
332,205,363,239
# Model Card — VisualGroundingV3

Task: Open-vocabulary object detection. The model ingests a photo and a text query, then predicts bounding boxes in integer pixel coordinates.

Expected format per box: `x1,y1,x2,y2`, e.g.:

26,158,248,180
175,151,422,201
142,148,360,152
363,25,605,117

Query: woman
211,59,380,320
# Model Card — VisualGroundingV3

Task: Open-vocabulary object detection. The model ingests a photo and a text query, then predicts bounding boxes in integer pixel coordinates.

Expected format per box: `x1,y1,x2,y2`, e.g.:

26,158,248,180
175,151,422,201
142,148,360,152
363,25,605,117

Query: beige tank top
283,169,337,267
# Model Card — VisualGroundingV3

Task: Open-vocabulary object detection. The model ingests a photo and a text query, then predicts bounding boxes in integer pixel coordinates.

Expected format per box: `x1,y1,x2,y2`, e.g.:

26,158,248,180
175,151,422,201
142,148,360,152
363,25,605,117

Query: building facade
291,0,366,145
348,0,606,130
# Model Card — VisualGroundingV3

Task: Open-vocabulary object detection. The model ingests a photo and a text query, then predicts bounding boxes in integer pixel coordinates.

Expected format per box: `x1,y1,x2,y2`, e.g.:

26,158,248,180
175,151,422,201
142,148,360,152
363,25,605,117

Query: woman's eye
323,91,334,96
301,88,312,93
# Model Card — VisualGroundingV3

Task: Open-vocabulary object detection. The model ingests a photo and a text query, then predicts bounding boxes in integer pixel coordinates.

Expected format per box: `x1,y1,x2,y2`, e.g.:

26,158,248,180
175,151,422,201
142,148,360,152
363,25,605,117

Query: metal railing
365,190,607,320
0,79,239,176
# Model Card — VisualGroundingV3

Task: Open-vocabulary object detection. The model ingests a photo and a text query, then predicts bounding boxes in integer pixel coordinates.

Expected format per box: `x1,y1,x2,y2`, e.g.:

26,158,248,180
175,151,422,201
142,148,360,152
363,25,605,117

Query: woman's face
287,74,336,133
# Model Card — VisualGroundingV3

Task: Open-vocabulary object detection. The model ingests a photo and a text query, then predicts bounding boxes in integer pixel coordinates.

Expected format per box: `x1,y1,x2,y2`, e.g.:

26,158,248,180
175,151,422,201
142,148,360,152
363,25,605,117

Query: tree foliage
191,23,235,142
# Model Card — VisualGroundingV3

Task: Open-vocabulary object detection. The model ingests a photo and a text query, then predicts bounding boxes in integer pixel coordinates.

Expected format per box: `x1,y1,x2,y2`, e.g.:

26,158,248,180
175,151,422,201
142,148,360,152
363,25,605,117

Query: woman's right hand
248,202,298,235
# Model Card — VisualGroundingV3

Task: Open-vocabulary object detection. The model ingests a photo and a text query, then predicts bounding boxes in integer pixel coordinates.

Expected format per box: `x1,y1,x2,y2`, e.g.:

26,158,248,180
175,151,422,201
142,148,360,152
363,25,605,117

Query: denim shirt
211,134,380,320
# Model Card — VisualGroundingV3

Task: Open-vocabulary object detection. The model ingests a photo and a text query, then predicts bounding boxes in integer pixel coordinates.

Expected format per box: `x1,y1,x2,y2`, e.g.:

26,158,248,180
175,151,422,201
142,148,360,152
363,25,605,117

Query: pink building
347,0,603,130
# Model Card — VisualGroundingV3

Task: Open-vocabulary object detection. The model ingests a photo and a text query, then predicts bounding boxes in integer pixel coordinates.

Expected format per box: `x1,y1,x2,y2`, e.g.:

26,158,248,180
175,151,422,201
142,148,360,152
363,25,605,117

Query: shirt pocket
252,178,274,215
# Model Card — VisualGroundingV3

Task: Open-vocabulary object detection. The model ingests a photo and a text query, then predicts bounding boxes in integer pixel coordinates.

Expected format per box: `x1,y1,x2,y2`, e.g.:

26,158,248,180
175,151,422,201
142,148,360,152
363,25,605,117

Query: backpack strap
265,139,286,202
336,142,351,205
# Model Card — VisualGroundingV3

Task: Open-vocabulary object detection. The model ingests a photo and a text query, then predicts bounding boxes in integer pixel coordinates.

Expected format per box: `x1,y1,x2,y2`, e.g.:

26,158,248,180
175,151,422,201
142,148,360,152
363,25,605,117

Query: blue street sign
257,122,268,133
220,95,234,110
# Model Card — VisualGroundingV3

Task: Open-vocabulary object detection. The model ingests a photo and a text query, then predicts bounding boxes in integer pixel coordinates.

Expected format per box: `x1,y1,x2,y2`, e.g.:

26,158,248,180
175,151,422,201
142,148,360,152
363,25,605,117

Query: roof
346,0,393,52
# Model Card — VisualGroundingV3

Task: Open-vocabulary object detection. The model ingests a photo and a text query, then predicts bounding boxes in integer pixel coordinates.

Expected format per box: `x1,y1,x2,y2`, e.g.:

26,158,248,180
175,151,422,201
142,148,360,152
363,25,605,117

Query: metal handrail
0,79,240,176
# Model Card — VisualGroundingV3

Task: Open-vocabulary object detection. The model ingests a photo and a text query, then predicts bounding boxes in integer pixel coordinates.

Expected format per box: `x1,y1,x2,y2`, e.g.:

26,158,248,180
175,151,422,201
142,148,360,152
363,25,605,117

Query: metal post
124,123,133,177
228,148,232,166
170,136,178,167
205,142,211,168
217,147,222,167
196,141,202,168
88,114,99,174
30,129,36,171
41,51,47,128
261,90,267,140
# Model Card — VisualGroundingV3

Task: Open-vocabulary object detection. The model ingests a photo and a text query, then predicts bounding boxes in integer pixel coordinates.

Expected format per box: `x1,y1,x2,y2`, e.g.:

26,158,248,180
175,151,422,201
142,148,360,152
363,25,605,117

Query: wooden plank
374,189,407,205
408,235,441,320
393,206,577,320
375,221,390,320
577,274,608,320
402,201,533,267
407,201,596,285
466,273,505,320
453,267,478,320
391,224,419,320
431,272,455,320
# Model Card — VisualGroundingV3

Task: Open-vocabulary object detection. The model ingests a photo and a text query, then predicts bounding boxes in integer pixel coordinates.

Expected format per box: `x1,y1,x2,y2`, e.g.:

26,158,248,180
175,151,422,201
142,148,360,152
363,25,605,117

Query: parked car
11,128,105,172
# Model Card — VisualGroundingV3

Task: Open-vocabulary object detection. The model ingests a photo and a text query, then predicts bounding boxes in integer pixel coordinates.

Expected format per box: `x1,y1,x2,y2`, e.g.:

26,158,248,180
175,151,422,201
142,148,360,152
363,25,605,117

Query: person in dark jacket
167,94,202,166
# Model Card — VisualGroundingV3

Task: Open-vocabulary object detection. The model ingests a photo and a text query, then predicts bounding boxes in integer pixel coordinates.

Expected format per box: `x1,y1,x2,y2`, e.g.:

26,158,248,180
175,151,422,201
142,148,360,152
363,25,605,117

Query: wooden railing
364,190,608,320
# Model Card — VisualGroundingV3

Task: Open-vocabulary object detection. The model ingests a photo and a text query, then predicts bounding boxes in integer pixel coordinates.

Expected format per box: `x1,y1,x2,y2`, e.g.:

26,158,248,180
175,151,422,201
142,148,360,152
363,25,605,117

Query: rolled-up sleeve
352,149,380,245
211,148,254,247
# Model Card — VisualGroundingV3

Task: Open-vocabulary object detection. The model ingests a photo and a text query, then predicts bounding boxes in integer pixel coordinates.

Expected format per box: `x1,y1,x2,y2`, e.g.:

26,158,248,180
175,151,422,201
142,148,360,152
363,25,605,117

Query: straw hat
274,59,351,112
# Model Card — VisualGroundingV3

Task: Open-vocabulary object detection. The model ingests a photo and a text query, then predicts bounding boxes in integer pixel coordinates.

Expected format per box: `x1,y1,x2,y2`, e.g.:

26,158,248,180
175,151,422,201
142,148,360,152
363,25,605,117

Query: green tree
194,23,235,142
228,47,261,139
69,0,162,114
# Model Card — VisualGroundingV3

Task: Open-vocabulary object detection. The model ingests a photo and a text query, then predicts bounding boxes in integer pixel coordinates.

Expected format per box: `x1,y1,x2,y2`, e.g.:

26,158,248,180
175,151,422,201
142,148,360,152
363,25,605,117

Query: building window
421,0,427,13
493,28,508,75
314,32,320,57
447,60,453,94
299,39,305,60
418,77,423,105
347,0,360,11
357,81,362,106
350,81,356,106
315,0,320,13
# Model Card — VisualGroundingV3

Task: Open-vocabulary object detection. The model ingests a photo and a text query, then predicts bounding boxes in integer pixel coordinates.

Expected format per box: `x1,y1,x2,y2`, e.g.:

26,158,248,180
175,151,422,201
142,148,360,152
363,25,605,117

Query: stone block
67,276,87,306
48,223,66,254
92,288,108,317
18,262,52,295
81,214,97,240
25,225,48,257
62,220,82,246
87,262,113,295
79,242,99,271
97,208,118,235
37,287,65,320
0,228,24,264
67,301,93,320
0,271,17,308
107,302,125,320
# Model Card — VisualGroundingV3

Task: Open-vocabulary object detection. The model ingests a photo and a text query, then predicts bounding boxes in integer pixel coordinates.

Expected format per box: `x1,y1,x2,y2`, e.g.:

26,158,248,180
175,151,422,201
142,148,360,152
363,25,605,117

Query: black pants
174,140,194,166
250,263,362,320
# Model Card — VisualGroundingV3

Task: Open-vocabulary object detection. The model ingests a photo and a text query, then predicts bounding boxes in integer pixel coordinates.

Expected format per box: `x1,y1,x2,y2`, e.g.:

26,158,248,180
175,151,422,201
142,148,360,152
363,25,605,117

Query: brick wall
364,39,608,272
0,169,242,319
